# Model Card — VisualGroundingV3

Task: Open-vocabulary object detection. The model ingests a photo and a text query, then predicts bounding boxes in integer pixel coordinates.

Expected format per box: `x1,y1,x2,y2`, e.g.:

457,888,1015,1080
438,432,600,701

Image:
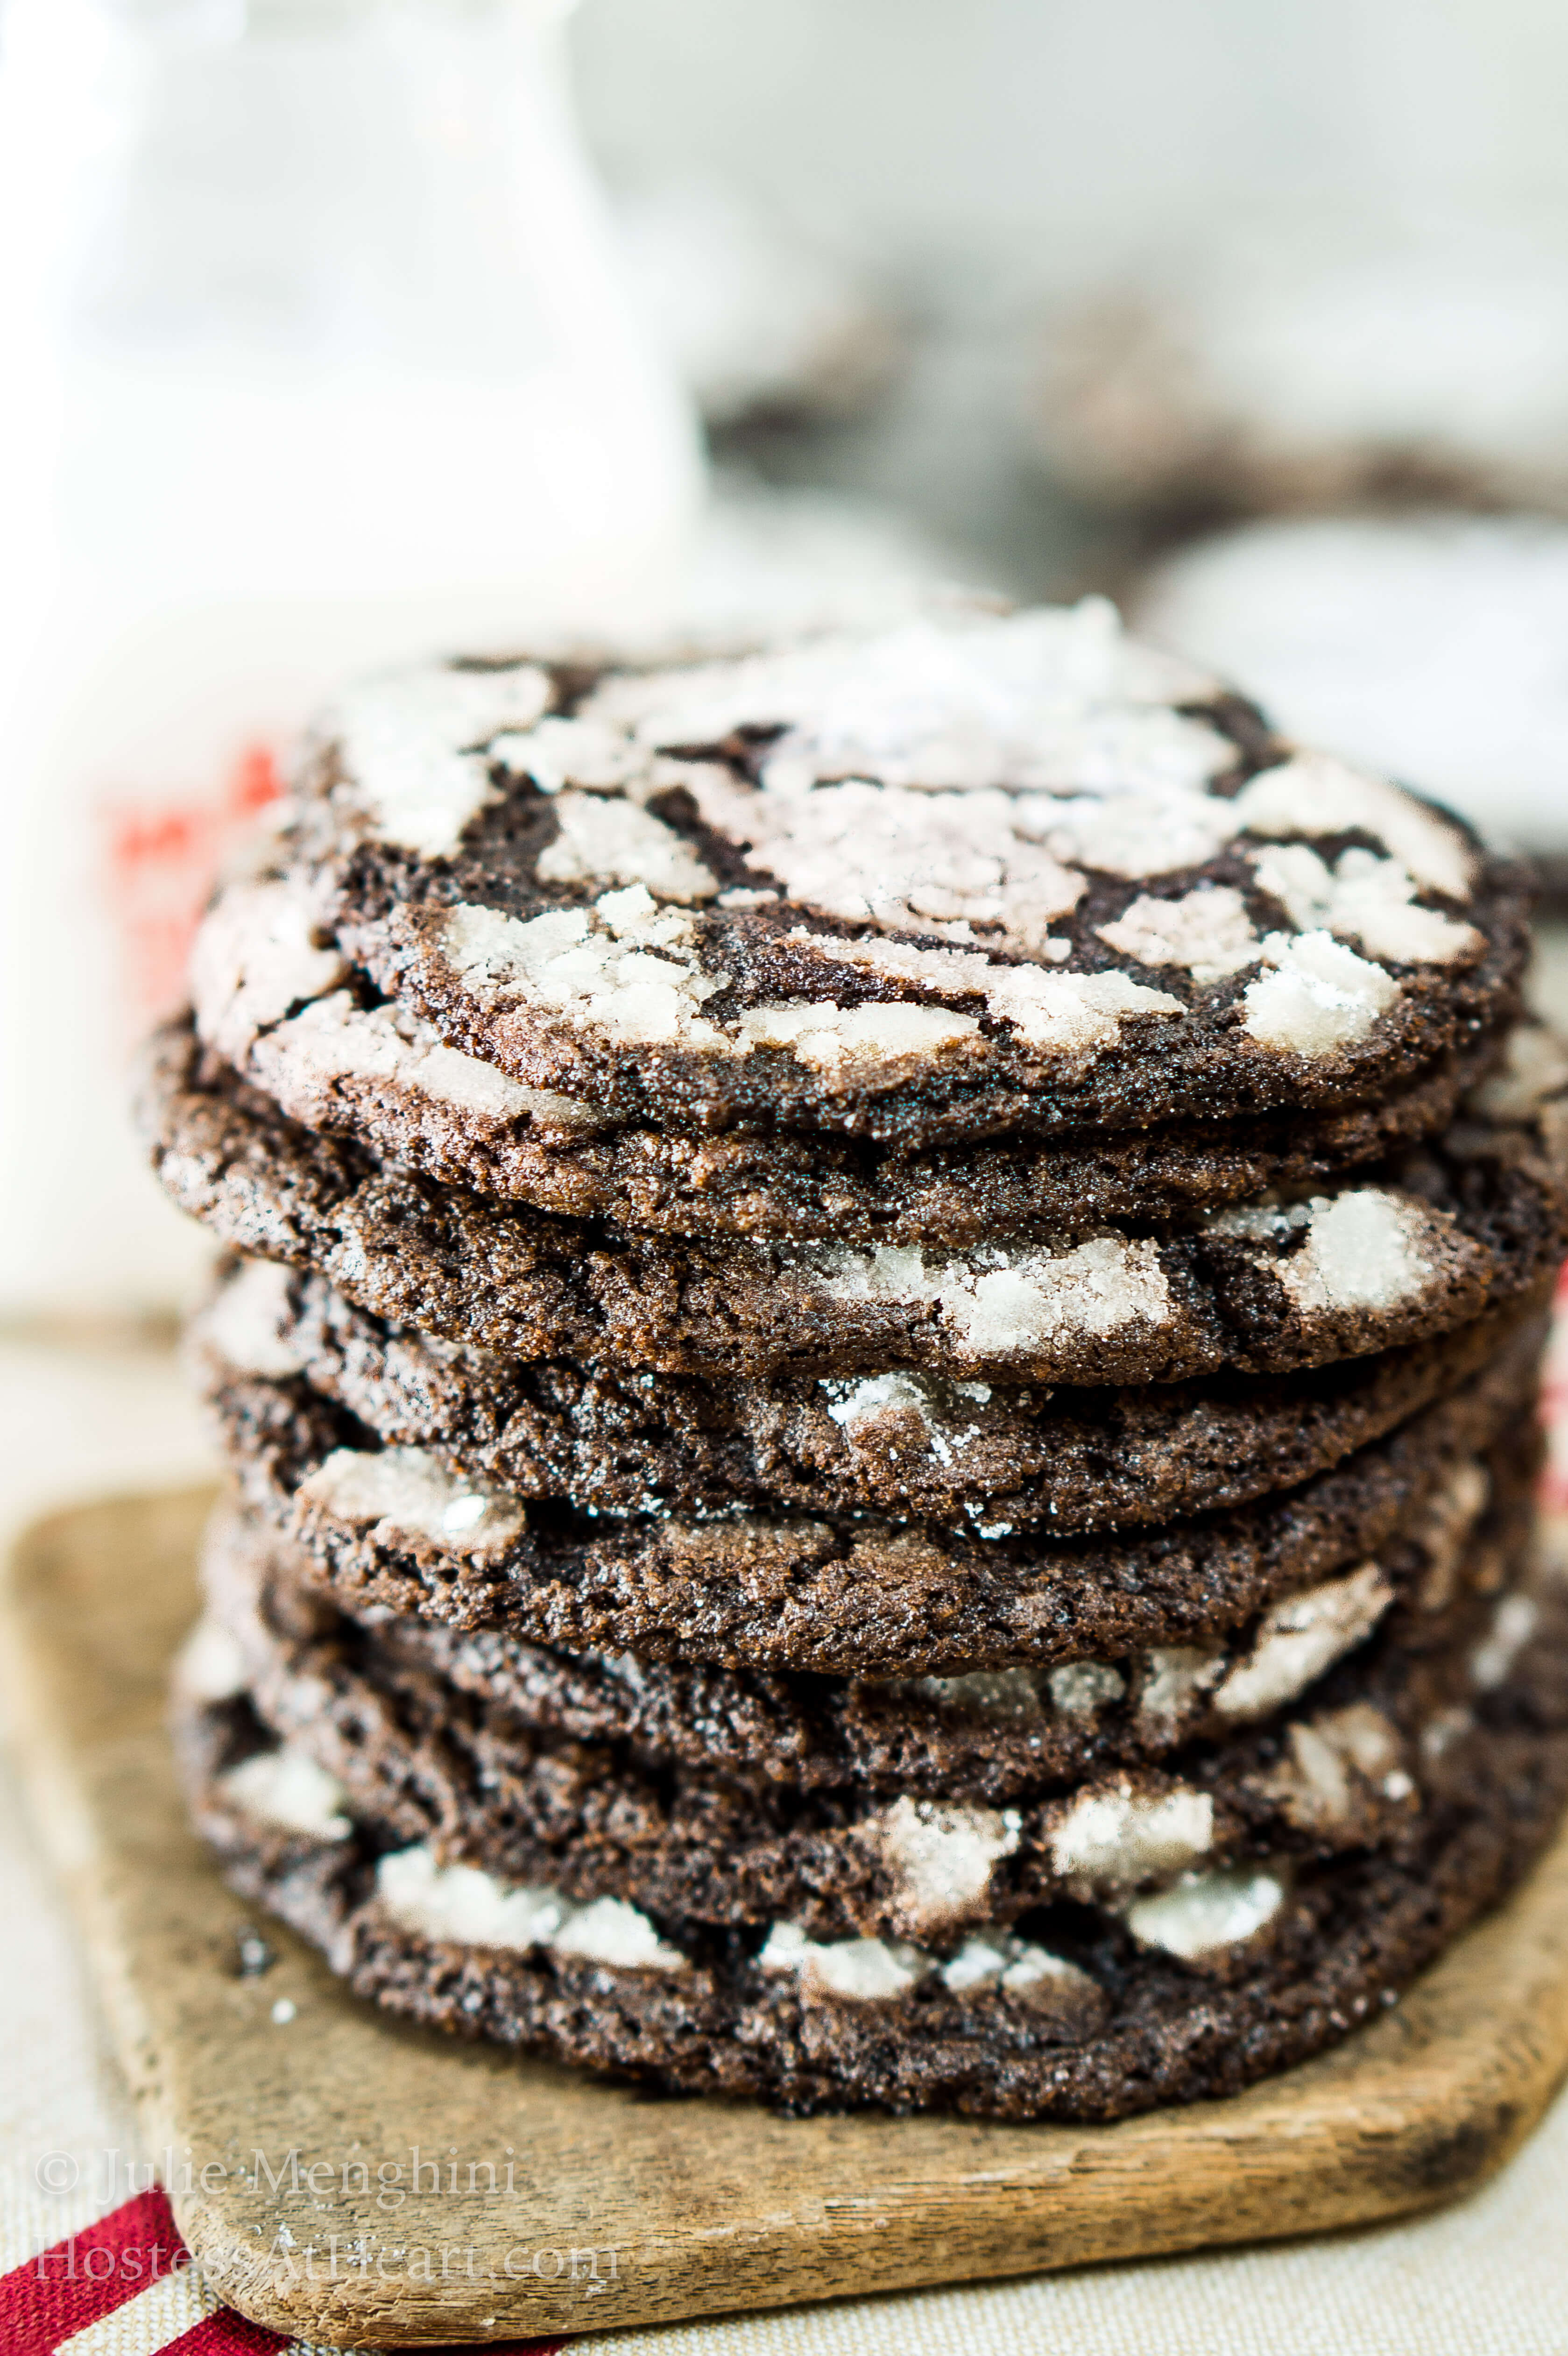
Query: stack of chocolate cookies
142,599,1568,2121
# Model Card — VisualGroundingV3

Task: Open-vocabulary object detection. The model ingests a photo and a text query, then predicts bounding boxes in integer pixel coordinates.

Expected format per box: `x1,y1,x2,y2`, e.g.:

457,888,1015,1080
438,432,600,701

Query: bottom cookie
175,1564,1568,2122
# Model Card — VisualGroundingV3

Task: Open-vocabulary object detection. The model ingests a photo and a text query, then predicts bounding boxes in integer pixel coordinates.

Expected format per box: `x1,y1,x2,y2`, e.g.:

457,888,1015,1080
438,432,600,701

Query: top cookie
219,600,1526,1148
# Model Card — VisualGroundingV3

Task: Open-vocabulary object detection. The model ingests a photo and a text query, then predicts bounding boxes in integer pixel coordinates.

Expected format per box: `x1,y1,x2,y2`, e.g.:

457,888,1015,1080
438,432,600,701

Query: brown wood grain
6,1484,1568,2346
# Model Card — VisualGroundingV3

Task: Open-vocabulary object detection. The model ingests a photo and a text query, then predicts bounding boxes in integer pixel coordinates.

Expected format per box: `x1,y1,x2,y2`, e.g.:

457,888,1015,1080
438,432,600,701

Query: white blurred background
581,0,1568,292
576,0,1568,587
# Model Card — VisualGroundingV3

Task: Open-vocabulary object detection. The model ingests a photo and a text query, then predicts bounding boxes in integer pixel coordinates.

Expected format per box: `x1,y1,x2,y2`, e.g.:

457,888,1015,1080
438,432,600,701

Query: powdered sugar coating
1211,1187,1441,1315
868,1797,1020,1936
1279,1193,1438,1316
813,1234,1172,1361
438,889,732,1052
1472,1594,1541,1691
320,605,1247,943
1124,1865,1287,1959
411,882,1211,1081
821,1371,995,1470
685,771,1086,952
1413,1460,1491,1613
1241,930,1401,1056
1096,886,1260,982
1212,1563,1393,1723
782,930,1190,1050
533,789,721,902
759,1921,932,2001
1257,1724,1356,1831
190,879,348,1071
1250,842,1481,967
254,993,600,1131
581,602,1222,793
822,1370,938,1433
1047,1661,1128,1718
219,1747,351,1840
732,996,983,1081
1137,1646,1227,1731
756,1918,1105,2006
1036,790,1237,881
201,1257,307,1381
1254,1705,1406,1832
1048,1780,1214,1890
1235,753,1476,901
297,1446,525,1561
375,1846,688,1971
247,599,1534,1149
973,967,1186,1053
1470,1024,1568,1124
552,1895,694,1971
489,714,650,798
324,663,551,856
378,1847,568,1948
825,1369,927,1426
189,875,608,1132
175,1617,249,1703
939,1934,1100,2000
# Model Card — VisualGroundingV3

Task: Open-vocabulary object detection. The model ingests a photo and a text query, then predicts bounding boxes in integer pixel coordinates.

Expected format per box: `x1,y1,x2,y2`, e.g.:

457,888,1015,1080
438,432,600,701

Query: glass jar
0,0,701,1320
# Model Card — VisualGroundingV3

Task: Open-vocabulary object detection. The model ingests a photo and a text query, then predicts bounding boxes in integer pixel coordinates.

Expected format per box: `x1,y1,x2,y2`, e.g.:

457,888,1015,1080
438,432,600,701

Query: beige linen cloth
3,1279,1568,2354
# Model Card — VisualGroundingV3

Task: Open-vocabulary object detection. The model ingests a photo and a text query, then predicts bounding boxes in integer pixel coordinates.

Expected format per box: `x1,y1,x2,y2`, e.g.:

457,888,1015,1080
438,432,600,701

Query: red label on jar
101,741,284,1019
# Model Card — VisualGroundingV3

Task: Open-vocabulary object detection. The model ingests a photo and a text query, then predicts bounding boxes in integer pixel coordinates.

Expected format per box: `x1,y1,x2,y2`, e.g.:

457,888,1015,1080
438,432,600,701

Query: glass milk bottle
0,0,701,1323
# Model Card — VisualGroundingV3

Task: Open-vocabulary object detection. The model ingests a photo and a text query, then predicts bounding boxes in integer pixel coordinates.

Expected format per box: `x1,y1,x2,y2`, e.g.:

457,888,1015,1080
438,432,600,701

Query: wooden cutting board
7,1483,1568,2348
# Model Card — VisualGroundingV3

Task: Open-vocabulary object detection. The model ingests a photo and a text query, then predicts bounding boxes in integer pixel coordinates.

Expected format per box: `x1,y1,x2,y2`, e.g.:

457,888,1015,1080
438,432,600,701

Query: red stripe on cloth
5,2191,569,2356
0,2187,187,2356
162,2311,290,2355
162,2321,564,2355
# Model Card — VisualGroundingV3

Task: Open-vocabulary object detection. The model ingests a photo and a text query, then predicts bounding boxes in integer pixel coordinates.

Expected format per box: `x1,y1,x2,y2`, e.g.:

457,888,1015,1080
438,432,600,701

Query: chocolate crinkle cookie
184,601,1531,1150
147,598,1568,2117
1027,219,1568,526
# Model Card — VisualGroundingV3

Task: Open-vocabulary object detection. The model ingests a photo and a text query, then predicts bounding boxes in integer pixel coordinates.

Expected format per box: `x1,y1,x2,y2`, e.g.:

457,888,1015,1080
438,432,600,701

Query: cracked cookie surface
192,604,1530,1150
